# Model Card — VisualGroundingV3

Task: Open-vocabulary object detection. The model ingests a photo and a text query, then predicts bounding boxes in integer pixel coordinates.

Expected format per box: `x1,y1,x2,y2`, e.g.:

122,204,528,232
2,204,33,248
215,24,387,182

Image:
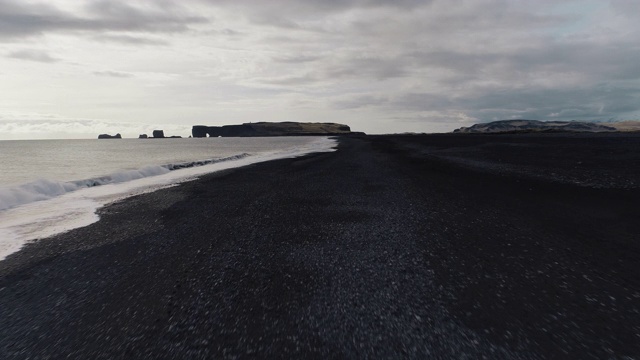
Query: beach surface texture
1,134,639,359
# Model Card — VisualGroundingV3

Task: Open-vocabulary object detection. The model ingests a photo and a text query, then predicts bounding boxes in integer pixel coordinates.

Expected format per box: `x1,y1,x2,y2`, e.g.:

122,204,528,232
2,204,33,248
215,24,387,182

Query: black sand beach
1,134,639,359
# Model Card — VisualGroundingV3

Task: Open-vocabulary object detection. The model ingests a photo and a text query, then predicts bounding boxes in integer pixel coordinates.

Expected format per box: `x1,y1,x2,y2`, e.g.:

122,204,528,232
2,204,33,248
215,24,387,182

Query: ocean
0,136,337,260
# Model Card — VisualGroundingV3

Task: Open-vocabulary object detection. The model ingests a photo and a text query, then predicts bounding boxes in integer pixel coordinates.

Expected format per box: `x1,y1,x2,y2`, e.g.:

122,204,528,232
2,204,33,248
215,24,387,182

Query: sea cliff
192,122,356,137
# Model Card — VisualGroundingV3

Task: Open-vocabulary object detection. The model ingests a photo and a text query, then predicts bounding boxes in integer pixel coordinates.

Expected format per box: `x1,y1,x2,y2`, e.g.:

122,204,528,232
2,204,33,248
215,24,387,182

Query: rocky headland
607,120,640,132
453,119,621,134
192,122,358,137
98,122,358,139
97,133,122,139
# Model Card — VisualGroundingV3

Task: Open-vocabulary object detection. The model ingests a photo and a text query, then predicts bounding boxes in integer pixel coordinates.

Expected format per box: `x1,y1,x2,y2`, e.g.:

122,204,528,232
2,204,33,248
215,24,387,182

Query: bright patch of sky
548,1,604,37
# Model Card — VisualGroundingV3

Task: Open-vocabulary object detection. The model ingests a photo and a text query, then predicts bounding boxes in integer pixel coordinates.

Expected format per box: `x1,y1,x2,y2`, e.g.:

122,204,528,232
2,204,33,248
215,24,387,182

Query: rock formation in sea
453,120,617,134
98,133,122,139
192,122,355,137
152,130,165,138
147,130,181,138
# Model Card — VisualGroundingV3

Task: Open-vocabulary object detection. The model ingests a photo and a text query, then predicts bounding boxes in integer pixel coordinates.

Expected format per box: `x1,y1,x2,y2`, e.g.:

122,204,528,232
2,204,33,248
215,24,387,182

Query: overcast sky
1,0,639,139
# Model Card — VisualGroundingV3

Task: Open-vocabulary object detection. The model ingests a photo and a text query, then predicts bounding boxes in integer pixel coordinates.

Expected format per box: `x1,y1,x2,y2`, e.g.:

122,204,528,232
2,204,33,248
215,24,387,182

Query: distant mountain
453,120,617,134
606,121,640,132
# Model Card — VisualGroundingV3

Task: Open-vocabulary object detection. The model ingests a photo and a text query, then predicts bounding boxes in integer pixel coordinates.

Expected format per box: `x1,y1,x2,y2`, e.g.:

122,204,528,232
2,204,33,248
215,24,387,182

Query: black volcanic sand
1,134,639,359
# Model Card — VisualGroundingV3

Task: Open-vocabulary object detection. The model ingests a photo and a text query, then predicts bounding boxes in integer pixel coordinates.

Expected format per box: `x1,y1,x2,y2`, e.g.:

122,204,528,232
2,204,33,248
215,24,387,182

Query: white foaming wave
73,166,171,188
0,179,77,211
163,153,250,170
0,153,254,212
0,166,171,212
0,137,337,261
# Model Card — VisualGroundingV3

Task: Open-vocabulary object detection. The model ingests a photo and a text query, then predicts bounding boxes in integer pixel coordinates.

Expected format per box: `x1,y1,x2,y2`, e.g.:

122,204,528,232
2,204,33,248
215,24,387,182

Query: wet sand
1,134,639,358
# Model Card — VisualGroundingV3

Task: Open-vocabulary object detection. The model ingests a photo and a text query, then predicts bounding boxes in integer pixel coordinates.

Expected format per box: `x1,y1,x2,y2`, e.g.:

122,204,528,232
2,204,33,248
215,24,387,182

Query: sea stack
152,130,165,138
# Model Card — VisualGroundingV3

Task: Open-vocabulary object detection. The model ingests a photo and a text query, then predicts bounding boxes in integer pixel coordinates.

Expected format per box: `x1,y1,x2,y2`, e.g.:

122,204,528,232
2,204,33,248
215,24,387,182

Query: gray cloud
1,0,640,136
199,0,428,14
257,54,410,87
6,49,59,62
93,70,134,78
333,94,391,109
272,54,324,64
233,0,640,125
0,0,208,41
91,34,170,46
326,55,408,80
219,28,242,36
334,84,640,123
257,74,319,86
197,0,433,31
83,1,207,32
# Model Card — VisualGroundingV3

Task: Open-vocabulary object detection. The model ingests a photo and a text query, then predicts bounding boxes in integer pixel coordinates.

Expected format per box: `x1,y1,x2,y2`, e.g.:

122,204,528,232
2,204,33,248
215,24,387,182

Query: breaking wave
0,153,250,211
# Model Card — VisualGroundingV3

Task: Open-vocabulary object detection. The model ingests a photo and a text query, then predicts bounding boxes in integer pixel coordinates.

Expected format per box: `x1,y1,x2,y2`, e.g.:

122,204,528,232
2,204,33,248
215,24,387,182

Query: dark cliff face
192,126,209,138
193,124,256,137
192,122,353,137
152,130,165,138
98,133,122,139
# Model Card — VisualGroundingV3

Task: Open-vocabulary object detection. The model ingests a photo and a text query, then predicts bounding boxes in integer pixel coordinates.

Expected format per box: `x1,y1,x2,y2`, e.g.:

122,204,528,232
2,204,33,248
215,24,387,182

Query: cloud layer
1,0,639,137
0,0,207,40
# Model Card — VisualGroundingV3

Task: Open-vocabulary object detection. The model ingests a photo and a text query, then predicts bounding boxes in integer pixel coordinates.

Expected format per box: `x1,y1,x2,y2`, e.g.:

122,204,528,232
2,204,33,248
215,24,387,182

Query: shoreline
0,136,337,261
1,134,639,358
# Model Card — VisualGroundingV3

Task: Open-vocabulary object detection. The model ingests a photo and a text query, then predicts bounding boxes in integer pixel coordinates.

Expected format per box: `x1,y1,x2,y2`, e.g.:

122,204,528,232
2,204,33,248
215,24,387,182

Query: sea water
0,136,337,260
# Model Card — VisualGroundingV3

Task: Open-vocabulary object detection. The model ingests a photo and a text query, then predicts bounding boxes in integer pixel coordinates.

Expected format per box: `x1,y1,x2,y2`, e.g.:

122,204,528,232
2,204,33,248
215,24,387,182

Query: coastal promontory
453,119,618,133
192,122,356,137
97,133,122,139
